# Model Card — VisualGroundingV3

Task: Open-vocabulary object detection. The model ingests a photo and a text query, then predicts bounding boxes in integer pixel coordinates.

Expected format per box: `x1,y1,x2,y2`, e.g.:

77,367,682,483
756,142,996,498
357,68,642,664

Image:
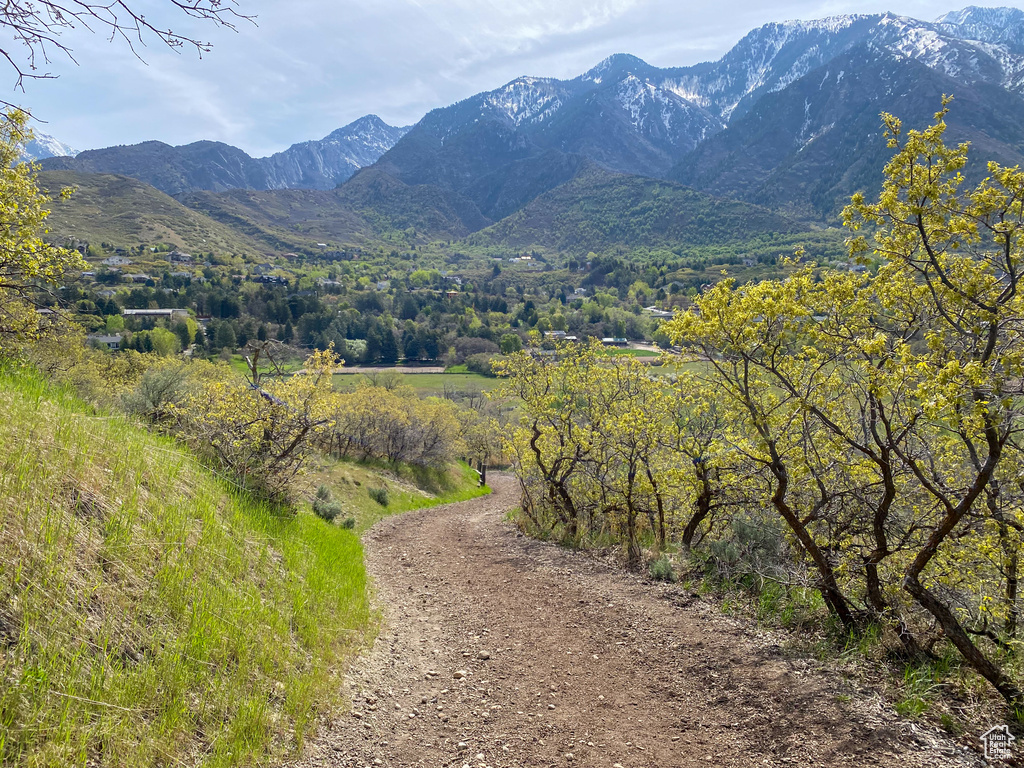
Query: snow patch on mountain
611,75,724,155
769,45,824,94
617,76,655,130
260,115,409,189
936,6,1024,50
483,78,565,126
883,22,963,74
22,132,77,161
582,54,650,84
781,14,868,35
654,14,878,121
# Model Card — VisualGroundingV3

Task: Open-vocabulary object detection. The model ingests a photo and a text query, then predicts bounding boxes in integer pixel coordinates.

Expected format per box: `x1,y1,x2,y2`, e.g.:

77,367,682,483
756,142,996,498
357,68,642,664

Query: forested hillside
468,168,806,253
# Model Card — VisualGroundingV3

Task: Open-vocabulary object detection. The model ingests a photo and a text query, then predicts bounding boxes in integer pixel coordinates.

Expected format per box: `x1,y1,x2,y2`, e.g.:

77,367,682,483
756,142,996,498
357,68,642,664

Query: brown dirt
291,474,984,768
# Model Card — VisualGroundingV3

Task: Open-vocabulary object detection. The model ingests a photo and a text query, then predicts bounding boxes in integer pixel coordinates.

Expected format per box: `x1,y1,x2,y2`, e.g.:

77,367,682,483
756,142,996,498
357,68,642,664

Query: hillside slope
466,168,807,253
39,170,275,255
185,168,491,248
0,365,369,767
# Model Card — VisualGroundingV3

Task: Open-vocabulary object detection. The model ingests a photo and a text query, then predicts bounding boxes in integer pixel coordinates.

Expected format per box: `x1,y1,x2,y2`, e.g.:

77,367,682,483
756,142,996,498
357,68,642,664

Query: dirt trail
294,474,981,768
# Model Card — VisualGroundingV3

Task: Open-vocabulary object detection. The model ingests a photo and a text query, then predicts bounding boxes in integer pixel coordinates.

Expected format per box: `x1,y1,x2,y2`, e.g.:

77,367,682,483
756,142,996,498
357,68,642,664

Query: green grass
301,459,489,535
0,363,370,767
597,347,661,358
332,371,499,396
227,353,306,379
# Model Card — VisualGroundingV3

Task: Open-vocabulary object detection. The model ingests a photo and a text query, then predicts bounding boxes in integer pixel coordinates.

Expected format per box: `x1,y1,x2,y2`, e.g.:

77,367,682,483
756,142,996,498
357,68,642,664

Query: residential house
644,306,675,319
87,334,122,351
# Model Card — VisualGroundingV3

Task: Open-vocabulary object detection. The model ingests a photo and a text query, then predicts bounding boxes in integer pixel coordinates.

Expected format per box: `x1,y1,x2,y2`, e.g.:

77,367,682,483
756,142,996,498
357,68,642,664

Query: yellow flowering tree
496,341,718,567
171,346,341,500
0,110,84,346
844,99,1024,709
665,100,1024,710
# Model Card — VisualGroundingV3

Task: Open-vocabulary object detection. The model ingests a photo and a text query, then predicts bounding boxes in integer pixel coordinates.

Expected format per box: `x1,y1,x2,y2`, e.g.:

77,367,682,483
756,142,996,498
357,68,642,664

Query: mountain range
37,6,1024,252
43,115,409,196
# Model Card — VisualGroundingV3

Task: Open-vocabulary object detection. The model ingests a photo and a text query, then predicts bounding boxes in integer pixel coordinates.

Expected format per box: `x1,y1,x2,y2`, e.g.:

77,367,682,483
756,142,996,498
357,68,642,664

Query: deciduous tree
0,110,83,345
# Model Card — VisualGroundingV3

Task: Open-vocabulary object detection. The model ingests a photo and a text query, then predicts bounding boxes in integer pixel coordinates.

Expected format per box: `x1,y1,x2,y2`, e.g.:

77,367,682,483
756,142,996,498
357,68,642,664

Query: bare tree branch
0,0,253,91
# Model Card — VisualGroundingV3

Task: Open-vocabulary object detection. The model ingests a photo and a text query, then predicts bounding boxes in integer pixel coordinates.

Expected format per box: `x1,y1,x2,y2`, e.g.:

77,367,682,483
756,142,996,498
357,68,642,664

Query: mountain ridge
22,131,77,161
357,5,1024,224
34,6,1024,237
41,115,409,196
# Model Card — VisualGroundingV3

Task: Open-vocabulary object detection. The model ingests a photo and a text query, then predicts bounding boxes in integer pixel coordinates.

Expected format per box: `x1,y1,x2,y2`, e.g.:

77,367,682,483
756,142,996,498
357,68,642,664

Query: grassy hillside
302,459,489,535
0,364,370,766
464,168,808,255
185,169,489,250
38,171,273,255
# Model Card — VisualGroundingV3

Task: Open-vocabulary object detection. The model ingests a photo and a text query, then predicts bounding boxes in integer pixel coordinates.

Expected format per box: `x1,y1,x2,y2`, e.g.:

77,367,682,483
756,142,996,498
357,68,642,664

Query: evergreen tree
379,327,399,365
363,330,381,364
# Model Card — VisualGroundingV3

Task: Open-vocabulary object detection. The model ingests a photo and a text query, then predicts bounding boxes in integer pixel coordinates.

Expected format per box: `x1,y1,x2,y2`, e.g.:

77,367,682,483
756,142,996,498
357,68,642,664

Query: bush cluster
313,484,344,521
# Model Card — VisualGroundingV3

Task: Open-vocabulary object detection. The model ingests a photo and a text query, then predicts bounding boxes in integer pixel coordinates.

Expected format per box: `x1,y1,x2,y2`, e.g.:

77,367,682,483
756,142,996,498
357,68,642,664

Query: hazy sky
14,0,1024,156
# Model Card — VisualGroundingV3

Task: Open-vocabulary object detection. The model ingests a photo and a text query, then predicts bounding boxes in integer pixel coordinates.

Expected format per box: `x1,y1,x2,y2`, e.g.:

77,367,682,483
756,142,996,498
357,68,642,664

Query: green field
332,370,499,395
303,459,488,535
598,347,662,358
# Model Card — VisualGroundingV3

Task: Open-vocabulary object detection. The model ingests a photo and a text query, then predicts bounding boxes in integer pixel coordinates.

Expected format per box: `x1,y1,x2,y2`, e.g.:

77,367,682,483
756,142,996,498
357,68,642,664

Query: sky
12,0,1024,156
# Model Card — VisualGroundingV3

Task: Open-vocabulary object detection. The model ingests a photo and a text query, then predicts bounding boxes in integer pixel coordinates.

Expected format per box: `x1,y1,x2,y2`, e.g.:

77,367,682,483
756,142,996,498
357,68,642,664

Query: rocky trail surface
292,474,983,768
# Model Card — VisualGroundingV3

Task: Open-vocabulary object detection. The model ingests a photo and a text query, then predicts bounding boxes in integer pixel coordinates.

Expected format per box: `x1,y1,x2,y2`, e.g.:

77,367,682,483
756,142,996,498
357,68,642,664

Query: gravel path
291,474,983,768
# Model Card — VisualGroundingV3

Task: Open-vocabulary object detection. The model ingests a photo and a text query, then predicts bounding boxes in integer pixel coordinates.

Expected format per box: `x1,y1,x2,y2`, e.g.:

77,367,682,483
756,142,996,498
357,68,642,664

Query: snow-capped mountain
478,77,569,128
40,116,409,196
671,41,1024,218
363,6,1024,222
260,115,410,190
370,52,727,217
652,15,883,121
22,132,78,161
937,6,1024,51
40,7,1024,224
647,9,1024,122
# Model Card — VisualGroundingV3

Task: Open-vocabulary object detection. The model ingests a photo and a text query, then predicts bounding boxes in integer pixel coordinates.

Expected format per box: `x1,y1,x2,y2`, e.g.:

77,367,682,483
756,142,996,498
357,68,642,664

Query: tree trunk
682,464,712,549
904,573,1024,710
989,481,1020,639
770,459,857,629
